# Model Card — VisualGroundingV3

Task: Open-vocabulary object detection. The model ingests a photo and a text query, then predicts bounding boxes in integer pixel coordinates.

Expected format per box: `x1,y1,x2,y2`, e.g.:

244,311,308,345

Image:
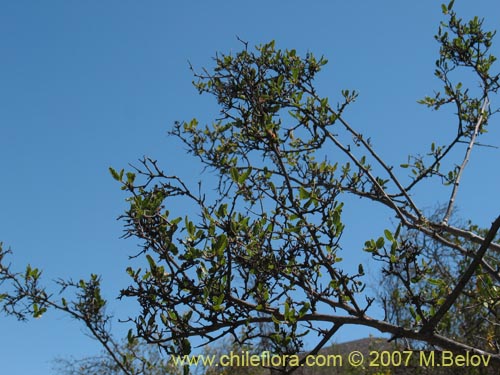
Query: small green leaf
126,172,135,184
376,237,385,249
284,301,290,318
298,303,310,317
298,187,310,199
358,264,364,275
127,329,135,344
217,204,227,218
214,234,228,255
428,278,444,286
146,254,156,270
238,167,252,184
230,167,239,182
181,339,191,354
384,229,394,242
109,167,124,182
364,239,376,253
394,224,401,239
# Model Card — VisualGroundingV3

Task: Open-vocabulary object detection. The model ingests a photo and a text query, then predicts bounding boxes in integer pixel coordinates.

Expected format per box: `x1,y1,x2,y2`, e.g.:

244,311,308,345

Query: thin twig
443,98,490,224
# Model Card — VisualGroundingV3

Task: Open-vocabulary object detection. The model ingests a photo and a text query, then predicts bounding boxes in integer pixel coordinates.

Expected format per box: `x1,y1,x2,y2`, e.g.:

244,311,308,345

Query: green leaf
230,167,239,182
376,237,385,249
109,167,123,181
298,187,310,199
181,339,191,354
214,234,228,256
25,264,32,280
126,172,135,184
146,254,156,270
185,217,195,236
32,303,46,319
358,264,364,275
364,239,376,253
127,329,135,344
213,294,224,311
298,303,310,317
384,229,394,242
428,278,444,286
394,223,401,239
217,204,227,218
238,167,252,184
284,301,290,318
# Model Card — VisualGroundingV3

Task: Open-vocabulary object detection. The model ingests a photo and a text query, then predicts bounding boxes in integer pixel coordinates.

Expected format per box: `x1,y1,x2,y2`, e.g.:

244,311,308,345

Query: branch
396,208,500,282
336,115,422,218
294,323,342,372
434,221,500,254
420,214,500,334
443,98,490,224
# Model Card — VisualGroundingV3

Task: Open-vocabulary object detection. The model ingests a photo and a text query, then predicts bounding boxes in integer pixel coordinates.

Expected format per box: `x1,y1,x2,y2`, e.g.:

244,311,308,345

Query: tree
1,1,499,373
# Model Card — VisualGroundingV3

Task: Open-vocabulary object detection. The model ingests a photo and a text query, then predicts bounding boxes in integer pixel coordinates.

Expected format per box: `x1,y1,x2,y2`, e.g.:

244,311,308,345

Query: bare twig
443,98,490,224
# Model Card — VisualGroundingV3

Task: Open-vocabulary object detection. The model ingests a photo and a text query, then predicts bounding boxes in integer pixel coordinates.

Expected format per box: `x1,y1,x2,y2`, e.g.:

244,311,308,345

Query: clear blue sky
1,1,499,374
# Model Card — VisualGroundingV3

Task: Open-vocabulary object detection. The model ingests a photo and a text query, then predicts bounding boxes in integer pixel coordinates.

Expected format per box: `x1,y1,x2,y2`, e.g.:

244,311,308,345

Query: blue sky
1,1,499,374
